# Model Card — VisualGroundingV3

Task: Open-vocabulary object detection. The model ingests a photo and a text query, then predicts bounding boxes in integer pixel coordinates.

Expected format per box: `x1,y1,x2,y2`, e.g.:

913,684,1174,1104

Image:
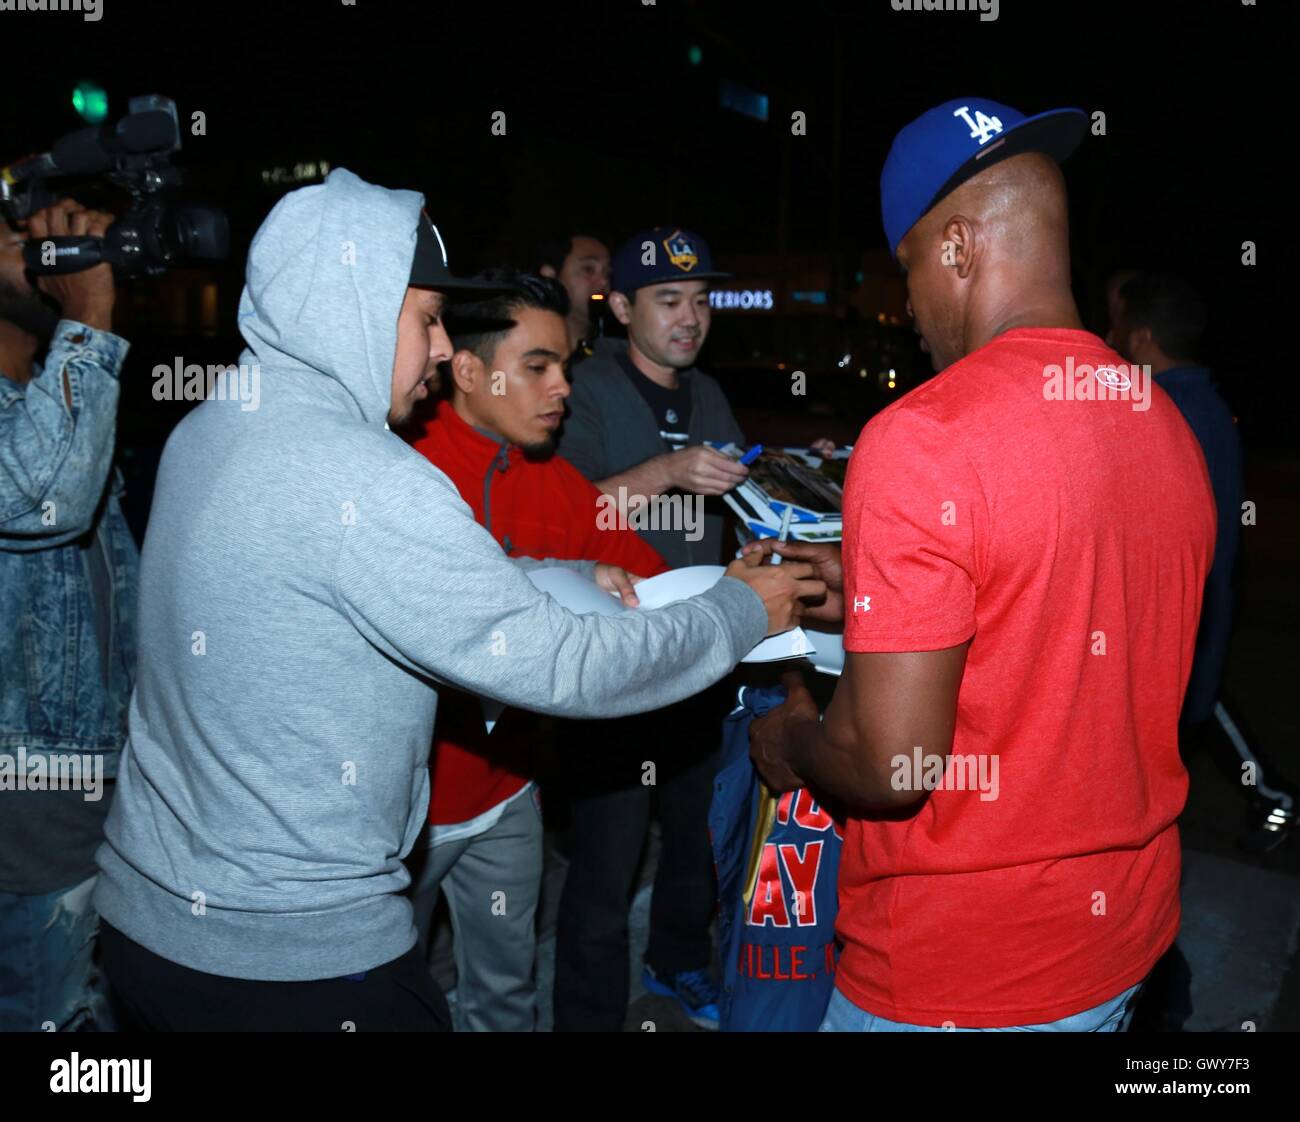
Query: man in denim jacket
0,199,136,1031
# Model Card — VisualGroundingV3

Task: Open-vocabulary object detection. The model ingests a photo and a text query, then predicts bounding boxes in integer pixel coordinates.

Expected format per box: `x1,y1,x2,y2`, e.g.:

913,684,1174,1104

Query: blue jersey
709,686,843,1032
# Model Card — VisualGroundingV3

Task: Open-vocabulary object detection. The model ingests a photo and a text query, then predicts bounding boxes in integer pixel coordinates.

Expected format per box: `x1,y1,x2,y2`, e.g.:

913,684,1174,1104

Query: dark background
4,0,1298,1031
2,0,1291,451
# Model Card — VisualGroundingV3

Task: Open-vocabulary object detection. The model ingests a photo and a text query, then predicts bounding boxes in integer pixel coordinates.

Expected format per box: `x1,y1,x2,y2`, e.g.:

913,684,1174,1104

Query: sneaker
642,966,720,1030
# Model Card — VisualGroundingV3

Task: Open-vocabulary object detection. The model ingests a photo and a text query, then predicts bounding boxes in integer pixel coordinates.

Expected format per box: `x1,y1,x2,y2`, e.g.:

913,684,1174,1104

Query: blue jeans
0,875,113,1032
819,981,1144,1032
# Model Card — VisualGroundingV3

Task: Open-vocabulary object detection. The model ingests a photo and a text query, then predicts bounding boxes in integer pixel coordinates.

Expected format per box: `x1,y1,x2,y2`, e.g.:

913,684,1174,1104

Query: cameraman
0,198,136,1032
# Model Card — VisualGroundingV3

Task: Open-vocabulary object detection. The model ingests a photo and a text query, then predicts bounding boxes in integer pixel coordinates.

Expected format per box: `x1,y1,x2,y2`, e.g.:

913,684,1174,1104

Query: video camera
0,94,229,278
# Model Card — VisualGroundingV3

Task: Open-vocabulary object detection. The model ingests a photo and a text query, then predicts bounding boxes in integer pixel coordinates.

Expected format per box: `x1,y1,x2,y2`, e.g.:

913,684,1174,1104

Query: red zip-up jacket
408,398,669,826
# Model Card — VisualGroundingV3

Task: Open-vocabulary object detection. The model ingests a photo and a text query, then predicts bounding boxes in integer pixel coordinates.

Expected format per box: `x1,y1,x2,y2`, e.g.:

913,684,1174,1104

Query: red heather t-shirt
836,328,1215,1027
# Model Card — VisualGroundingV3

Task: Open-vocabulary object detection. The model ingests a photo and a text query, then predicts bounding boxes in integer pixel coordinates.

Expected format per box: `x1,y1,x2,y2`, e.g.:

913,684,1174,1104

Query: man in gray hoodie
93,169,818,1031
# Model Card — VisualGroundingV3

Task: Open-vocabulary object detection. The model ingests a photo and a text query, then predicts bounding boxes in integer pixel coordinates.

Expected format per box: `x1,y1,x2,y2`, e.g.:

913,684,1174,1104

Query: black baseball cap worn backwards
410,210,516,296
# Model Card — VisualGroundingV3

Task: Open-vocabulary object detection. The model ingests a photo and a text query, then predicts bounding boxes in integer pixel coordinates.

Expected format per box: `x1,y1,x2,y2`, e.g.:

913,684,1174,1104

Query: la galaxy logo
662,228,698,273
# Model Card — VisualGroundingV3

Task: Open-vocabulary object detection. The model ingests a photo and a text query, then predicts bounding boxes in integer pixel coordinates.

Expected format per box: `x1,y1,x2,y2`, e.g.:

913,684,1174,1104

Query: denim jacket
0,320,137,776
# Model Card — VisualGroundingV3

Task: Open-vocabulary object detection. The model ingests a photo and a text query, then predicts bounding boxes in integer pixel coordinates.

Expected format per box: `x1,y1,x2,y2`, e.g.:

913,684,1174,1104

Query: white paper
530,564,815,664
526,566,628,616
478,565,839,731
803,628,844,676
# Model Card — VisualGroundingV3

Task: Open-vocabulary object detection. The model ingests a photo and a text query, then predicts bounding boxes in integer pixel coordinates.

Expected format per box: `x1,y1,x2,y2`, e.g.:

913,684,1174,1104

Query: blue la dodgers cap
610,226,732,294
881,97,1088,257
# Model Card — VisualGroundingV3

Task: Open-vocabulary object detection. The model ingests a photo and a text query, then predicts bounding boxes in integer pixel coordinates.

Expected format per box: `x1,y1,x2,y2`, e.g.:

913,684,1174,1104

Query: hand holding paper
526,563,832,667
664,445,750,496
740,538,844,625
593,562,643,607
482,561,837,732
721,555,824,639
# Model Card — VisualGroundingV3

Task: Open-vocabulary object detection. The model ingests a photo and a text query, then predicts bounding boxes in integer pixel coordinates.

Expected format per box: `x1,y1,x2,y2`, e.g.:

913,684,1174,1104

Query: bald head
898,152,1081,371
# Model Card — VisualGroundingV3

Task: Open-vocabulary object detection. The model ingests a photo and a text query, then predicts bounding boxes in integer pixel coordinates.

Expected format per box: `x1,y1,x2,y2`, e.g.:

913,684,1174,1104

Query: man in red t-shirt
405,270,667,1031
747,98,1215,1030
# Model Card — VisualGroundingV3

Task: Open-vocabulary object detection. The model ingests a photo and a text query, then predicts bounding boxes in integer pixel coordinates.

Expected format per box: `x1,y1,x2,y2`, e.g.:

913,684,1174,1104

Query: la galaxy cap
409,210,517,296
610,226,732,294
881,97,1088,257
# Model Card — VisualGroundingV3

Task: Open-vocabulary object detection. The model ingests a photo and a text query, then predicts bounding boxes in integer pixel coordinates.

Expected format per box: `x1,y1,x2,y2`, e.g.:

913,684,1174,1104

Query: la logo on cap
663,229,698,273
953,105,1004,146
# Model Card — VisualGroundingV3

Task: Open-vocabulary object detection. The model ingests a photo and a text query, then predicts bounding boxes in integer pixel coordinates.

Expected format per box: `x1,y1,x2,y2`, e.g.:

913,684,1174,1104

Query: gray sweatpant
409,790,543,1032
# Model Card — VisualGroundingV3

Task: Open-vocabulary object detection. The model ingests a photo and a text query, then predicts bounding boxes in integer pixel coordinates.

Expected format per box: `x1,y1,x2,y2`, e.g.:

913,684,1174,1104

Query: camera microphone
4,94,228,278
0,152,60,187
2,107,178,189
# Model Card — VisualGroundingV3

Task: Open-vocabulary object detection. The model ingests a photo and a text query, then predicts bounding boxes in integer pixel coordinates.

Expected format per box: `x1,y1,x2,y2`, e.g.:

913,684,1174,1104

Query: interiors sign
709,288,775,311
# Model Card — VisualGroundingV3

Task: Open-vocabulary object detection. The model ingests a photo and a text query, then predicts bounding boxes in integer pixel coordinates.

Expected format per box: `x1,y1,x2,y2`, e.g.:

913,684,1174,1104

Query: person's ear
941,215,977,280
538,263,557,279
450,349,483,396
608,291,633,326
1129,326,1154,360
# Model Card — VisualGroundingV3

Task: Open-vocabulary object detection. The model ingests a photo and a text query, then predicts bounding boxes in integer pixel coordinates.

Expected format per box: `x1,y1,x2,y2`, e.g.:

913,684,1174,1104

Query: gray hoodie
93,169,766,982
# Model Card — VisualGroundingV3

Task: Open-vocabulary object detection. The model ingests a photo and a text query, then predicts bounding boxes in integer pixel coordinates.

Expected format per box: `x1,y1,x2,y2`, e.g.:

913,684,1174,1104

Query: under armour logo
953,105,1003,146
853,596,871,613
1094,366,1132,390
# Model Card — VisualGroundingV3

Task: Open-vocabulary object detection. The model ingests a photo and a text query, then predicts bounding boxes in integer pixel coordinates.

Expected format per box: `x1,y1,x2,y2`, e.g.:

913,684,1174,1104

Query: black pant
100,921,452,1032
552,687,727,1032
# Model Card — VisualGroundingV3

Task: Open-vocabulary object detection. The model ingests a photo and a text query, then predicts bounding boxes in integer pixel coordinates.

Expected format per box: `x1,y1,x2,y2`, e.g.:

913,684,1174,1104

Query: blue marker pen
739,443,764,466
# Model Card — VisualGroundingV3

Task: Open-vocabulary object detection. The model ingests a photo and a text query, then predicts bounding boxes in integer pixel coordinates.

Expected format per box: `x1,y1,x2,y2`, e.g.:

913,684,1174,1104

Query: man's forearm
0,322,126,543
63,304,113,334
786,716,910,811
594,454,672,504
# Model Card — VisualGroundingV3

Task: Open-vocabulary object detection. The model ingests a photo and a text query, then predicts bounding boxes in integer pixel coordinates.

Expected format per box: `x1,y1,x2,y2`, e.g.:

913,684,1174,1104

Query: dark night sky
2,0,1292,446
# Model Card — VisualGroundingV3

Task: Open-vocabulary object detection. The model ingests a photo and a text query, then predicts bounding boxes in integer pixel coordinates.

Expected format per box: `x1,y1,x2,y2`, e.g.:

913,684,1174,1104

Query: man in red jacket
405,269,667,1031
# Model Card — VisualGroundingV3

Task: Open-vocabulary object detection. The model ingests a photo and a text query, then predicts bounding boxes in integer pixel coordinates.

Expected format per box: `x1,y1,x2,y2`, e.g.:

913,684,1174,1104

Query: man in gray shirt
93,176,817,1031
552,227,752,1030
557,226,750,570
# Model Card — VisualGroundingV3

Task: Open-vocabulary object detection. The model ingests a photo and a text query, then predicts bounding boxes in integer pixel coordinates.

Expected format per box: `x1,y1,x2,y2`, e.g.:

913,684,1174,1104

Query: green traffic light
72,81,109,124
688,44,702,66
